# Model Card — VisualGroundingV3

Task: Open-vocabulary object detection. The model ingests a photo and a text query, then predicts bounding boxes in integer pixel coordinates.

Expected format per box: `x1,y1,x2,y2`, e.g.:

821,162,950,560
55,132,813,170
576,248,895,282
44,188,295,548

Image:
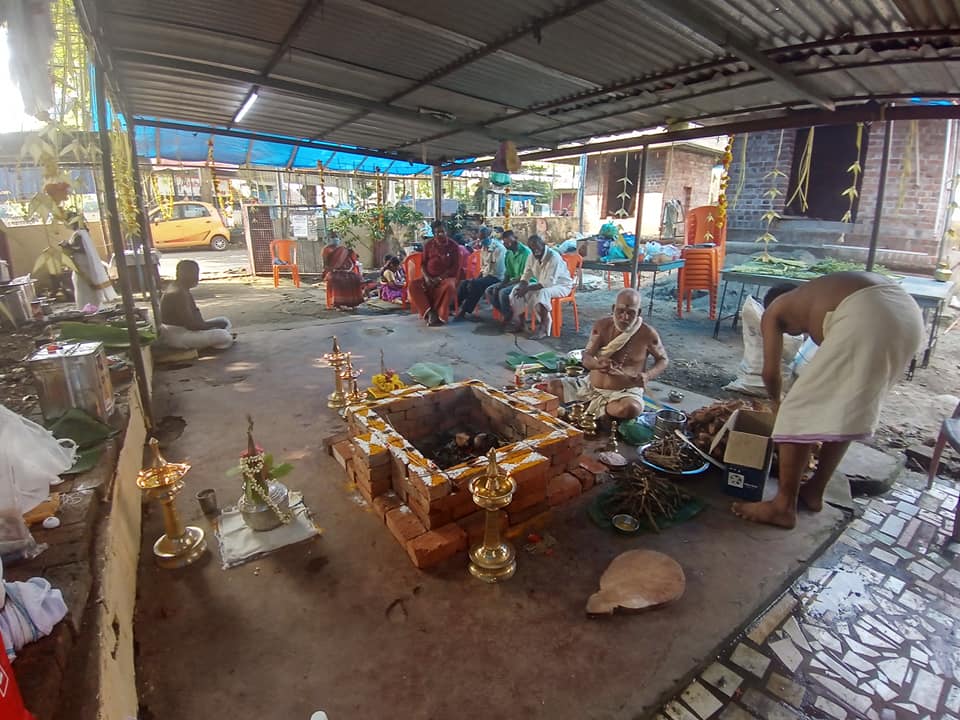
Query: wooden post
126,121,163,325
866,120,893,272
630,147,648,289
95,65,153,428
432,167,443,221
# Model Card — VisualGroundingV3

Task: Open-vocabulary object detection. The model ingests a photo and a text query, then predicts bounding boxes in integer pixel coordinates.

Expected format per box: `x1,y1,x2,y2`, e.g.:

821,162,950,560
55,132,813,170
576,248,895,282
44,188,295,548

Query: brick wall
583,146,719,237
728,122,954,258
850,120,950,256
727,130,796,231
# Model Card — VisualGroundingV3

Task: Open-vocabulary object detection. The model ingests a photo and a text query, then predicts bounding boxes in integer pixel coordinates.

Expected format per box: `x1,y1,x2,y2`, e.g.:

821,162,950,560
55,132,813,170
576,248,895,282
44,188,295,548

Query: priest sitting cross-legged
541,288,668,421
159,260,235,352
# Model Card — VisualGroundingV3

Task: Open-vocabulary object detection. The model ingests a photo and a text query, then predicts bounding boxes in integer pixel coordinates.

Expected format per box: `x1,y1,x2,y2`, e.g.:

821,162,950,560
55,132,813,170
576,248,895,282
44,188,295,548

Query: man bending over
733,271,923,529
541,288,668,420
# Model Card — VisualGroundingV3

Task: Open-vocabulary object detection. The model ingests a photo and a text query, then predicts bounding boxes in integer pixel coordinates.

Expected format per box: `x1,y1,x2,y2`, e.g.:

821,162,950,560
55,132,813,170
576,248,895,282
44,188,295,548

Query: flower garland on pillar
716,134,734,231
757,130,787,262
840,123,864,223
375,167,385,237
206,137,229,217
504,186,511,230
317,161,329,238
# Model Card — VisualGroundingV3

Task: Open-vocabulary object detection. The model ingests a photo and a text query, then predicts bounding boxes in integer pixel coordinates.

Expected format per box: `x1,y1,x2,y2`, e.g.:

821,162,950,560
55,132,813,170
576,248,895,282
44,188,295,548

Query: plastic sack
407,363,454,388
723,297,802,397
0,405,76,513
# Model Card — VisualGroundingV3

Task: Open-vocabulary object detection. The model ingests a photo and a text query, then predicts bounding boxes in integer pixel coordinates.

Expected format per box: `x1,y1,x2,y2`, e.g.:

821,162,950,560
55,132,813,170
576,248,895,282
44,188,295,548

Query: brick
405,523,468,569
385,505,427,545
579,456,606,475
323,432,351,456
372,491,403,520
508,474,548,513
572,466,596,492
547,472,582,507
331,440,354,470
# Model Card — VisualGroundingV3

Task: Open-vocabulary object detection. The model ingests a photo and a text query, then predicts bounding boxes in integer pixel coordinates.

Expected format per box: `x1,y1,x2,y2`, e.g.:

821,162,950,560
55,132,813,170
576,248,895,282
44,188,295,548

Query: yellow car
148,202,231,251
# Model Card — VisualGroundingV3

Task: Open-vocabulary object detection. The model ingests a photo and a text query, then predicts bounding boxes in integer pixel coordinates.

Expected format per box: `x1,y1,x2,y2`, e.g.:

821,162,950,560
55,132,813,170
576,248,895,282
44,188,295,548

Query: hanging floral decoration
730,133,748,211
786,127,815,213
614,155,633,218
206,137,230,218
504,186,512,230
840,123,864,223
756,130,787,262
317,161,329,235
716,134,735,230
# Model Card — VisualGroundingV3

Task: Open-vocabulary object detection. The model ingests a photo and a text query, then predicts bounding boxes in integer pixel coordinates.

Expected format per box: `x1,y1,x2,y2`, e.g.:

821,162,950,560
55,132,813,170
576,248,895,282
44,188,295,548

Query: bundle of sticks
643,432,699,472
607,466,693,532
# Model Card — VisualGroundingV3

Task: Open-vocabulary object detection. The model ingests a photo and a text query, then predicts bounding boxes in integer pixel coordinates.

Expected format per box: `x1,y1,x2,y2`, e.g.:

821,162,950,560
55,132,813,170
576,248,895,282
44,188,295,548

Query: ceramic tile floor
653,474,960,720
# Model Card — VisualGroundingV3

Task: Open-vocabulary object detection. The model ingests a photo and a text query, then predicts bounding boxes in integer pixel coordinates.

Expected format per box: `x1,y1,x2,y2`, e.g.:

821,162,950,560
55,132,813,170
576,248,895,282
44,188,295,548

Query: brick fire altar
335,380,587,569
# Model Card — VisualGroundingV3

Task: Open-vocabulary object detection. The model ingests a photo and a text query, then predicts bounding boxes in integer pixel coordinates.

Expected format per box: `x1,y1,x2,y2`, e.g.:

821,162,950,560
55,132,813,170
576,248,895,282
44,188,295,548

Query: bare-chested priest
159,260,235,351
542,288,668,420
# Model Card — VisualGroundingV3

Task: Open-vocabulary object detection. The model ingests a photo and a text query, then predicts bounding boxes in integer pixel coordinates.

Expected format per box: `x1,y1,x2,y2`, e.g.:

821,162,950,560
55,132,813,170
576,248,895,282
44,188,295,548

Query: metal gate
242,204,331,276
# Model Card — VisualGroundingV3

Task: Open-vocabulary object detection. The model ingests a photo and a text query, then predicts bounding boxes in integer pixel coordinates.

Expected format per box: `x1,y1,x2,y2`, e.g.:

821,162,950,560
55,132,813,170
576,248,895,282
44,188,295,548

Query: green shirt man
486,230,533,322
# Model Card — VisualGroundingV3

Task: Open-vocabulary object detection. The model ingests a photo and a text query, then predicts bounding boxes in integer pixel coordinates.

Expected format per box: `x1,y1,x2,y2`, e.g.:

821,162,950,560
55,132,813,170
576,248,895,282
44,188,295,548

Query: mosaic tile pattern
654,474,960,720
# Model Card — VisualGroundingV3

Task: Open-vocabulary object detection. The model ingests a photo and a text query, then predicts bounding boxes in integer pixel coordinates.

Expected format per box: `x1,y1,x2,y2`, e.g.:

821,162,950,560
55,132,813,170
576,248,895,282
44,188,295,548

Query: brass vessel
137,438,207,569
468,449,517,582
322,337,350,409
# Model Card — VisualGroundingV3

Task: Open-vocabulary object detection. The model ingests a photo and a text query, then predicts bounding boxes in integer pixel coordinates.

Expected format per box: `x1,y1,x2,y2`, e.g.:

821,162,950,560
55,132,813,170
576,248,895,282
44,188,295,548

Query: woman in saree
322,241,364,309
379,255,405,303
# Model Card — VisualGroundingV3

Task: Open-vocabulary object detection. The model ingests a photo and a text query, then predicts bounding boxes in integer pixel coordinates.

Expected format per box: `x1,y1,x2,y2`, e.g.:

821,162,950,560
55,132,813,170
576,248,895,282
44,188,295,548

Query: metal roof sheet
79,0,960,166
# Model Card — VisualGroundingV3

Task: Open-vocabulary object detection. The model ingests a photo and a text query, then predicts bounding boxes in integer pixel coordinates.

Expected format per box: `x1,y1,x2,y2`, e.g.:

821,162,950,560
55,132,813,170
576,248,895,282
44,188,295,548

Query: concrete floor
136,313,845,720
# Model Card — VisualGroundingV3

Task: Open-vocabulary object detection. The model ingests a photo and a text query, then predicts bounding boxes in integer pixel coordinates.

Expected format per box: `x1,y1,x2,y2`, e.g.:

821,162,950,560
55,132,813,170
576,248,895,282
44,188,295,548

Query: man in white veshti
506,234,573,339
65,225,119,310
541,288,669,420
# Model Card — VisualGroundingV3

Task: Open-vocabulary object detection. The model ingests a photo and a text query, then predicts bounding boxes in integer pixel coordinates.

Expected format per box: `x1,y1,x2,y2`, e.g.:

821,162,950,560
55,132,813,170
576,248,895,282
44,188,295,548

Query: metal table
712,269,956,378
580,259,685,315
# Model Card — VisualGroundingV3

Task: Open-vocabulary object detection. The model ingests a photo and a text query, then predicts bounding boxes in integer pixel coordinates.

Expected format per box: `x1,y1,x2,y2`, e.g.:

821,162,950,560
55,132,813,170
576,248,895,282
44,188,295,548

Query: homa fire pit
342,380,585,569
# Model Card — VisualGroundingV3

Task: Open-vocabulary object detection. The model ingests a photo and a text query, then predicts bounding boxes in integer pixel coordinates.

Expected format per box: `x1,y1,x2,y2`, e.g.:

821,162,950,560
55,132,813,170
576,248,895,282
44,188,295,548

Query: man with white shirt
507,234,573,339
454,227,505,320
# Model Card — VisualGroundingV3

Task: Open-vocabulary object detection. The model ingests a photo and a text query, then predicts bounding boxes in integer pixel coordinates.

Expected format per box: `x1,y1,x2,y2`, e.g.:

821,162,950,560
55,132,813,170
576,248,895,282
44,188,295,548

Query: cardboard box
710,409,775,501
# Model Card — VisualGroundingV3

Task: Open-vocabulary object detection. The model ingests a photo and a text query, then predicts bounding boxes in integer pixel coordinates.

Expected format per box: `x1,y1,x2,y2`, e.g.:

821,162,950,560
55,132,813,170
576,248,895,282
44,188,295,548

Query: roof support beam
116,51,542,149
640,0,834,111
444,103,960,169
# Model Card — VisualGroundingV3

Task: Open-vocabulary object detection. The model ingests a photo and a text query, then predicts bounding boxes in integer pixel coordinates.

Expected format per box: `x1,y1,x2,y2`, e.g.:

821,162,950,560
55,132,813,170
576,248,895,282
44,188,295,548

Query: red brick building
727,120,959,269
580,141,722,238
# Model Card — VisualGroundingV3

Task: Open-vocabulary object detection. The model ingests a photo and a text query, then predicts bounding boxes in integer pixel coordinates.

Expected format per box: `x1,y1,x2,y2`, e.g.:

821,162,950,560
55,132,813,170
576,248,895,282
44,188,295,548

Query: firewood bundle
687,399,770,459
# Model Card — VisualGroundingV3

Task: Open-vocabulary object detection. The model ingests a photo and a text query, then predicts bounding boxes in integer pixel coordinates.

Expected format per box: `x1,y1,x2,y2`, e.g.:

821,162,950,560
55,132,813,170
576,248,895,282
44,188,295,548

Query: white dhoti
160,316,234,351
71,229,118,310
773,284,923,443
509,284,571,335
560,376,646,418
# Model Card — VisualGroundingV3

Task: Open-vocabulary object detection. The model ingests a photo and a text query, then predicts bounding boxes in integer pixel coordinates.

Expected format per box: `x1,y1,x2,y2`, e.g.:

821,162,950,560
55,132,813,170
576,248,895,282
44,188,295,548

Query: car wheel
210,235,228,251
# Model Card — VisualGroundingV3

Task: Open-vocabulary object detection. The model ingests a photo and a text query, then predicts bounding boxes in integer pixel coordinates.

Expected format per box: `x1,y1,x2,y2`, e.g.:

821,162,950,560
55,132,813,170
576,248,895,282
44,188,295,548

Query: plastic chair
401,252,423,312
530,253,583,337
676,246,719,319
465,250,482,280
270,239,300,288
927,399,960,540
686,205,727,267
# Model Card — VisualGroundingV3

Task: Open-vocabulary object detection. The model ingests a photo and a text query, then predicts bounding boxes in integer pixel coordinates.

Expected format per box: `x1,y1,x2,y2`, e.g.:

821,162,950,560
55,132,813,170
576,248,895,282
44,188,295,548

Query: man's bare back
764,271,893,344
585,316,667,390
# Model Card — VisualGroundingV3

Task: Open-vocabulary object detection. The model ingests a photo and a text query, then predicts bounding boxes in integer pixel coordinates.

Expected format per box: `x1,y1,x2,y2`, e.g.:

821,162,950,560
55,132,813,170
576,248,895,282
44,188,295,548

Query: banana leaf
57,320,157,348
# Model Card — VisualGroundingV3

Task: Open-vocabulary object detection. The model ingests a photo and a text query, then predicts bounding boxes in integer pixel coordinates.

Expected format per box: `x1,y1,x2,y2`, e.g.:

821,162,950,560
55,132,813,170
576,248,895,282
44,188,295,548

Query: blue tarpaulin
133,122,451,175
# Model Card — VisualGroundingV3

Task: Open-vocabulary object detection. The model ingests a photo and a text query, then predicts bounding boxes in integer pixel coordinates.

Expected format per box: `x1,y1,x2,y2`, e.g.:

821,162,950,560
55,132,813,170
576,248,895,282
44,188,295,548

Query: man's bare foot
731,500,797,529
798,483,824,512
530,329,549,340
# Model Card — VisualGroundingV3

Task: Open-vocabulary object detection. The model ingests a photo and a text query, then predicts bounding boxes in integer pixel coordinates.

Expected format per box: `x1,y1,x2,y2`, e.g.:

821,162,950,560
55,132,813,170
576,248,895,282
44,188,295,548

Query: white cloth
520,247,573,291
0,578,68,660
560,376,646,418
509,284,570,335
773,283,924,443
481,239,507,279
598,317,642,358
160,316,234,351
215,500,318,569
71,229,118,310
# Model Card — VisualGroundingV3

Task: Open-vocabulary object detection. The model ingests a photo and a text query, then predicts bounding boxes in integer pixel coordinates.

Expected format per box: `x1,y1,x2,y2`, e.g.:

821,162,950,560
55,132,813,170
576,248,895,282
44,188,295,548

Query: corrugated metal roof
80,0,960,166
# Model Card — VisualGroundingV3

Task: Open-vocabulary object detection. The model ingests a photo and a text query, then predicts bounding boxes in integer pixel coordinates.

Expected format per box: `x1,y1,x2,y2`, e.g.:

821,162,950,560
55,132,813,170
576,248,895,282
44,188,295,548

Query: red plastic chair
927,398,960,540
270,240,300,288
531,253,583,337
401,252,423,312
676,246,719,319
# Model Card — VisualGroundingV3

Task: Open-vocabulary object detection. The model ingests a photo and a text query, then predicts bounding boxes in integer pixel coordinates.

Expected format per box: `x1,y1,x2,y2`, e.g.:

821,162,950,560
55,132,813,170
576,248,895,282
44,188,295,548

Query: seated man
159,260,234,351
408,221,461,327
507,234,572,339
732,271,923,529
455,227,505,320
541,288,668,420
484,230,530,324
